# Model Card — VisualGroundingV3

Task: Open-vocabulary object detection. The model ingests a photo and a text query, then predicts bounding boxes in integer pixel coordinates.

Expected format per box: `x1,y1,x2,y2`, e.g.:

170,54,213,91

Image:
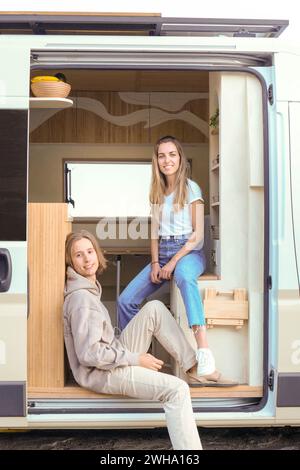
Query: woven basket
31,81,71,98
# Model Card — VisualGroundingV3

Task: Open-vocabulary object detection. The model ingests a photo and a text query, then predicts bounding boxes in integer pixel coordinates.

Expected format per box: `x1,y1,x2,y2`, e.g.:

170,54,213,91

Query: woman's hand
139,353,164,371
151,263,162,284
159,258,177,280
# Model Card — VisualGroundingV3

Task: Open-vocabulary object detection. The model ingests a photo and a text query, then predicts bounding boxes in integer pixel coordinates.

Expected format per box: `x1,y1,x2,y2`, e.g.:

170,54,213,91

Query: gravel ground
0,427,299,450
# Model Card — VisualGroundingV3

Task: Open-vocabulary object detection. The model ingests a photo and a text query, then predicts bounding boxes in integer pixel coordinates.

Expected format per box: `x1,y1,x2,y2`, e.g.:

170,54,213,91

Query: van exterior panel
0,381,25,416
278,291,300,372
0,30,299,426
0,45,30,102
0,110,28,241
277,373,300,407
275,53,300,102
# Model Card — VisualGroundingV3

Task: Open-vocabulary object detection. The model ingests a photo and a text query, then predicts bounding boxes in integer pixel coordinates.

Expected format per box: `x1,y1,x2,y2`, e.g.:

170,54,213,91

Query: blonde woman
63,229,203,450
118,136,237,386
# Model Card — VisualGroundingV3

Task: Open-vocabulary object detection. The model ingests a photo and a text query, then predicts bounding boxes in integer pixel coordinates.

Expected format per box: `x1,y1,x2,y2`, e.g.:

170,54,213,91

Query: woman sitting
63,229,205,450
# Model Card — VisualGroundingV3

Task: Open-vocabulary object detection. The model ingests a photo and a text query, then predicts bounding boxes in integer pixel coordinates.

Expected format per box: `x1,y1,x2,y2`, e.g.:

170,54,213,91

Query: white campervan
0,13,299,431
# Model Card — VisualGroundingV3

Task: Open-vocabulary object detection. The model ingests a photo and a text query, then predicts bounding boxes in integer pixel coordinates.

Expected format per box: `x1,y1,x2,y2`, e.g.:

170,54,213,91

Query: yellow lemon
31,76,60,83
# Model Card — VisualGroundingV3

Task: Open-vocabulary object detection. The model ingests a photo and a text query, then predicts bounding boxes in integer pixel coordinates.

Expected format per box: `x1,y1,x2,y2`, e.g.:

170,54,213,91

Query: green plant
209,108,219,129
55,72,67,83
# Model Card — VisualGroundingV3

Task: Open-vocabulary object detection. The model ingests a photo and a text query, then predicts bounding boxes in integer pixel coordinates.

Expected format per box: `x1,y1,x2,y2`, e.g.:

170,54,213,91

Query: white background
0,0,299,40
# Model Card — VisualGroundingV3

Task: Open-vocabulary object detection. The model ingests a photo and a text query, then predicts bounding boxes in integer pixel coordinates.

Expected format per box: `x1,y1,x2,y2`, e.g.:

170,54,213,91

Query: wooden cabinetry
204,288,248,329
170,279,261,397
28,203,71,388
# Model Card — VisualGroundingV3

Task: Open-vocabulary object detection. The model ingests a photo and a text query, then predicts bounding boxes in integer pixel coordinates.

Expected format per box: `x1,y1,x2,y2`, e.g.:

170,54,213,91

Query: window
65,162,152,218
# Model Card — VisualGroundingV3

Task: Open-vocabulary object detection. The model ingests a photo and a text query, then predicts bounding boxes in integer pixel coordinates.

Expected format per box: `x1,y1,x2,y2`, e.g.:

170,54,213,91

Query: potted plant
209,108,219,134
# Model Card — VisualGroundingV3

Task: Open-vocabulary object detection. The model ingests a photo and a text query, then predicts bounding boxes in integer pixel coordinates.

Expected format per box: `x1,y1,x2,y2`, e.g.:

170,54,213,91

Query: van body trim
30,51,272,68
0,381,26,417
0,15,288,38
27,397,259,415
277,373,300,407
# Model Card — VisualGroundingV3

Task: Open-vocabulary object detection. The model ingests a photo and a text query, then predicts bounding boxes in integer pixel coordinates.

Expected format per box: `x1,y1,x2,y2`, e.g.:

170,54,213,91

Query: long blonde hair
150,135,190,211
65,230,107,278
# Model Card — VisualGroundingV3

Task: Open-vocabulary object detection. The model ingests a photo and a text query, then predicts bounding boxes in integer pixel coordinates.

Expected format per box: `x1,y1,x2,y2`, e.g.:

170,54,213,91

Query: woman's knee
145,299,165,312
174,270,196,286
176,380,190,398
166,378,190,402
139,300,166,320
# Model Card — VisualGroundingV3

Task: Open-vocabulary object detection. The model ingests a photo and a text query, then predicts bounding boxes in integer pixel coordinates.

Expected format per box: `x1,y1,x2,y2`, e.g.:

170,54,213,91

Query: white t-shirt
158,179,204,236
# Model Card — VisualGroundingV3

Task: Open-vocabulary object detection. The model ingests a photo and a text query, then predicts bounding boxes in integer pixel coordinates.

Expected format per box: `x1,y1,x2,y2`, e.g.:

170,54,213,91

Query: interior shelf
211,202,220,207
29,97,73,109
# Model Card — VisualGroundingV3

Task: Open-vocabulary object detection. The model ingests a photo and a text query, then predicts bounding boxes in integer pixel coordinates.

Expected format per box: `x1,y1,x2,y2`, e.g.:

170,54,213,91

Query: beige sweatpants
101,300,202,450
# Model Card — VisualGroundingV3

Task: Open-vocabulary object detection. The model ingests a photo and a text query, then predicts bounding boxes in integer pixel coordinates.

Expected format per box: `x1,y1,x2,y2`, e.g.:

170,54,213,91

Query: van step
28,385,263,400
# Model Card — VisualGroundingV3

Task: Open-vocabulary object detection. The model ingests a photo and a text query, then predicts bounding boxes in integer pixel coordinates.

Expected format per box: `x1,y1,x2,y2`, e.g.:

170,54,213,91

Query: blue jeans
117,237,206,331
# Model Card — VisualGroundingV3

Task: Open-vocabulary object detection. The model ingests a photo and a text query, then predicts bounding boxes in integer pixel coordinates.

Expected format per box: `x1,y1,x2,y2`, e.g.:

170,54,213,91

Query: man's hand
139,353,164,371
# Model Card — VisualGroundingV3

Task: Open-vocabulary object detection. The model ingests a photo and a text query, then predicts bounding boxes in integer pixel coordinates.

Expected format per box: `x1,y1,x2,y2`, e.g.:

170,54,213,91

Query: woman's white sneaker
196,348,216,376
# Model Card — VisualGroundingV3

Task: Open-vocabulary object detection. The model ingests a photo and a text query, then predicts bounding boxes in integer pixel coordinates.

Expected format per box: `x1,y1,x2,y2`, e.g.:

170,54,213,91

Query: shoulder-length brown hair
150,135,190,211
65,230,107,277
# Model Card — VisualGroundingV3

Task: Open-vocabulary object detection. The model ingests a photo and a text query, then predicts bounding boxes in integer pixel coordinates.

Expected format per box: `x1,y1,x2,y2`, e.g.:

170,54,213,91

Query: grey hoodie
63,267,140,393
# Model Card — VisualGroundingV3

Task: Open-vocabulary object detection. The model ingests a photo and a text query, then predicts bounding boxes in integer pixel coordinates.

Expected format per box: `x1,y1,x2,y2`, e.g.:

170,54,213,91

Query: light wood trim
28,387,123,399
28,203,71,388
0,12,161,17
189,385,262,398
199,273,219,280
207,318,244,327
28,385,263,399
30,97,73,109
205,304,248,319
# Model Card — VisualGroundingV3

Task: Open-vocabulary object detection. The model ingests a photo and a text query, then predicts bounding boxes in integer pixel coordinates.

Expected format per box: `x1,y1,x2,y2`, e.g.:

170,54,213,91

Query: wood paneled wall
28,203,71,388
31,92,208,144
31,70,209,92
30,71,209,144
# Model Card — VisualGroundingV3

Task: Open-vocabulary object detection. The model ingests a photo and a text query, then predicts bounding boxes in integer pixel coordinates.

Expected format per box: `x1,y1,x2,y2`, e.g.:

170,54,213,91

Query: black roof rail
0,13,289,38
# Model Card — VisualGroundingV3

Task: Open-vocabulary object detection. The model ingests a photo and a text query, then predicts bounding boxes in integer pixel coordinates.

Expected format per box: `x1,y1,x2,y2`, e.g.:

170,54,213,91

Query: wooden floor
28,385,263,400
